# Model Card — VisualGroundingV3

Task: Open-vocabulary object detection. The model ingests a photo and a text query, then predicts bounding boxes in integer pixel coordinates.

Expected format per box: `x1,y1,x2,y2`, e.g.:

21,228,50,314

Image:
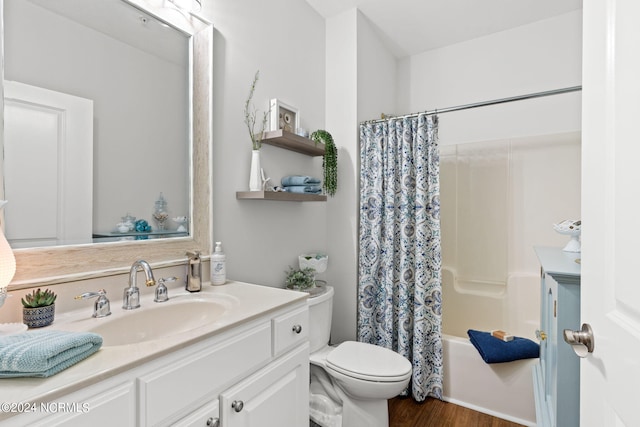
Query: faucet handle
123,285,140,310
75,289,111,318
154,277,177,303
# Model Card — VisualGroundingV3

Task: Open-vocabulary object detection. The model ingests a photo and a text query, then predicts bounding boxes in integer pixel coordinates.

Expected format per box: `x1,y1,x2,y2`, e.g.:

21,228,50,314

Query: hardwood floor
388,397,524,427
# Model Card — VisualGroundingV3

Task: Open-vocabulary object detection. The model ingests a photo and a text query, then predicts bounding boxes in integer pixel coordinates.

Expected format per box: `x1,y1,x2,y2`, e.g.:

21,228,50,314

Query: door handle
563,323,594,357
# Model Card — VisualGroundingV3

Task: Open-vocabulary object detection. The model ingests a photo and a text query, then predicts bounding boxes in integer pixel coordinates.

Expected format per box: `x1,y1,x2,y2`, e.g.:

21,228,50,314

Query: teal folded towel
284,185,322,194
467,329,539,364
281,175,321,186
0,330,103,378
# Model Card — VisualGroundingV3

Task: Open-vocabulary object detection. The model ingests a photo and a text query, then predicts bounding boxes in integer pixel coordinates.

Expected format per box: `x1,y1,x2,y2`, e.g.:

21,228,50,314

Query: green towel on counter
0,330,102,378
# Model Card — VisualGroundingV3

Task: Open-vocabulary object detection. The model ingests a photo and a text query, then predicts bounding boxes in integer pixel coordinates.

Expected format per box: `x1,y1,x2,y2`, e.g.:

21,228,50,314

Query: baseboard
441,396,537,427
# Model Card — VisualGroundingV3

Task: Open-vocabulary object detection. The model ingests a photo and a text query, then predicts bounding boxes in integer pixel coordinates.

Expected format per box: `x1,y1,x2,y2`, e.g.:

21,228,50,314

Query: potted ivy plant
22,288,57,328
310,130,337,196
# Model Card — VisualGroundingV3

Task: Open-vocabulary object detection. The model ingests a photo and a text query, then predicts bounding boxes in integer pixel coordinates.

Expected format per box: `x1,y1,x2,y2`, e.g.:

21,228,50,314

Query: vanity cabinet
139,322,272,425
221,344,309,427
533,246,581,427
17,379,137,426
236,130,327,202
2,300,309,427
172,400,219,427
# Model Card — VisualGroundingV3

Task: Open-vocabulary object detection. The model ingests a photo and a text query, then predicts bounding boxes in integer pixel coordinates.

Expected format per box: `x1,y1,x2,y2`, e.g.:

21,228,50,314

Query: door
581,1,640,425
3,80,93,247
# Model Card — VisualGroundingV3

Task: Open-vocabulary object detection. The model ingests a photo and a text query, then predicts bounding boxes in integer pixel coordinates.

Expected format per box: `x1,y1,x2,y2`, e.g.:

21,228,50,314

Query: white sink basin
91,298,229,346
57,293,238,347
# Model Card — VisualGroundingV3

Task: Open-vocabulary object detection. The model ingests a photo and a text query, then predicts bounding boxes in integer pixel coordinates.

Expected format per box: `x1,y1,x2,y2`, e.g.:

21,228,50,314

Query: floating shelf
236,191,327,202
261,130,325,156
238,131,326,202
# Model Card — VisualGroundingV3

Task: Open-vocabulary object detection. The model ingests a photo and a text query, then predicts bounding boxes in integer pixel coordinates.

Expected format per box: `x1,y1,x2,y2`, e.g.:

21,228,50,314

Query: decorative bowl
298,253,328,273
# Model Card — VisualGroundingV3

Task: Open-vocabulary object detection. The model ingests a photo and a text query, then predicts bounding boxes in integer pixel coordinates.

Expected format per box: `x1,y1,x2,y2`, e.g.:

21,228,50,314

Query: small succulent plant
21,288,57,308
285,267,316,290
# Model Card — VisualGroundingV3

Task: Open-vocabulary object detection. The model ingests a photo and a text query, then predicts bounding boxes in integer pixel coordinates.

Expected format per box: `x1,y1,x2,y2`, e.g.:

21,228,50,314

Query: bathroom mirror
3,0,192,248
0,0,212,285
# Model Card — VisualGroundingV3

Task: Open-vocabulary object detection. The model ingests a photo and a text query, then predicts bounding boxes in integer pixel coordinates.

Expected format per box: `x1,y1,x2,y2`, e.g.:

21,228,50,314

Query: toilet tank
307,285,334,353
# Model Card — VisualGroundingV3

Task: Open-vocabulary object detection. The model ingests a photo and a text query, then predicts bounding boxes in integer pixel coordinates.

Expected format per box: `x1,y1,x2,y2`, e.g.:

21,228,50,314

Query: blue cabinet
533,246,581,427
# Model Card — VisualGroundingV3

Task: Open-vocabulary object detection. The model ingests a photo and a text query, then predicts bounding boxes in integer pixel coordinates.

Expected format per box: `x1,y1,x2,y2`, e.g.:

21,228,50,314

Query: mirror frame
1,0,213,287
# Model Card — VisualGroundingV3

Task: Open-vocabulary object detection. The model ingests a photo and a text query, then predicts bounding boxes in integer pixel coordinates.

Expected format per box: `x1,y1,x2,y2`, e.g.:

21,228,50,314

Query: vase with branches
244,71,270,191
244,70,270,150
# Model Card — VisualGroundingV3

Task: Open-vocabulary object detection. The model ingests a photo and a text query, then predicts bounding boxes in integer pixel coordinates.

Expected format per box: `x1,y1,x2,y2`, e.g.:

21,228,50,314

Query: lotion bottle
211,241,226,285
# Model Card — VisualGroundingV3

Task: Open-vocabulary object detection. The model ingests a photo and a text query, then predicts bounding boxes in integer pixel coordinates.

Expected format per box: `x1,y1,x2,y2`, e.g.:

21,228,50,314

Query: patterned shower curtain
358,113,443,401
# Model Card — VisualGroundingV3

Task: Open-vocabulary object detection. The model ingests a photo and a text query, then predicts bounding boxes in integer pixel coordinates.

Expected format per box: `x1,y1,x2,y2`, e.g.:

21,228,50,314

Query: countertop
0,281,307,418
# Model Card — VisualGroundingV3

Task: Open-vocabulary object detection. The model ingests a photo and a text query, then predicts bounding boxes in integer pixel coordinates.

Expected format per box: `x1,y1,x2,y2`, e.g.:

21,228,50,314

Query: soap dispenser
211,242,226,285
186,251,202,292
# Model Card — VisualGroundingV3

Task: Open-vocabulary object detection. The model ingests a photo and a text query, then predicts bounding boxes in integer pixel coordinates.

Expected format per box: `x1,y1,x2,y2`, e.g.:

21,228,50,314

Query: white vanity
0,282,310,427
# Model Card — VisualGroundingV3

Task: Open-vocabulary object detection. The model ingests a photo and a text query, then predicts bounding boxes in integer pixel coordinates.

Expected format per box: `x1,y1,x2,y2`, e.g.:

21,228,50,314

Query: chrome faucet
154,276,177,303
123,260,156,310
75,289,111,318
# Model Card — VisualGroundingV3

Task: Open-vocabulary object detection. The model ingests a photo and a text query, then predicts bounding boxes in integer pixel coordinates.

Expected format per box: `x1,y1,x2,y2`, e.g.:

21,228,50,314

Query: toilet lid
326,341,412,382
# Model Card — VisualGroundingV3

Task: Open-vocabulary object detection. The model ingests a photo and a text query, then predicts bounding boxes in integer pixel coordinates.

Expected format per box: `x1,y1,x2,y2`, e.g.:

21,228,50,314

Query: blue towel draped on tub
281,175,321,186
0,330,103,378
467,329,539,364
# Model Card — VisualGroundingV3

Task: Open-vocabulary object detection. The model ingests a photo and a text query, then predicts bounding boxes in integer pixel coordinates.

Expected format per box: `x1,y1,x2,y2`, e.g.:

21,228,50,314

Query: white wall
324,9,582,343
324,10,358,343
397,10,583,145
204,0,327,288
323,9,398,343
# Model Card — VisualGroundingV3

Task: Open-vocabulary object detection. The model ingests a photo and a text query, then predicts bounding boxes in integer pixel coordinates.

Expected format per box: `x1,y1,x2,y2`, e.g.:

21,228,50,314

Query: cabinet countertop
0,281,307,414
534,246,581,281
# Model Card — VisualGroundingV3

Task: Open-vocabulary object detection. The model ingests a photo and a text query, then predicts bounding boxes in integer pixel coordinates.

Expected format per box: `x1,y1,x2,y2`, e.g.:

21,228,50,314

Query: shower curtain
358,113,443,401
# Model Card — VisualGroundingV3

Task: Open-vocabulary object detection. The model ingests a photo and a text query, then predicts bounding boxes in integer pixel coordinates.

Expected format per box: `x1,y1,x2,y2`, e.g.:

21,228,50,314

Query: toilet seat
325,341,412,383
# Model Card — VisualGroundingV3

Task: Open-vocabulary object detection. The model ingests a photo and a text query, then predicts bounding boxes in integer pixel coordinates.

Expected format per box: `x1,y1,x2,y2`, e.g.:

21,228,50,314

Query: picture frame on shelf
270,99,299,133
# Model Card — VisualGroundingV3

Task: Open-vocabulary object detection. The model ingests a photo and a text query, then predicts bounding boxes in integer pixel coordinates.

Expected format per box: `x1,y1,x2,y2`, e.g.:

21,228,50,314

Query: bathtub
442,334,537,426
441,268,539,426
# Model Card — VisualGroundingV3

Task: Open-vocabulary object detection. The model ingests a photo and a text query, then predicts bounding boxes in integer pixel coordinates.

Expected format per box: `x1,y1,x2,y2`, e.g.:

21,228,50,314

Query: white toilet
308,285,412,427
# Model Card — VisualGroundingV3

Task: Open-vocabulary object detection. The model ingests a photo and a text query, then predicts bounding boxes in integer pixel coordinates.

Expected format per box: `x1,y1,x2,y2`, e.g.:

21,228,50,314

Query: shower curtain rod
362,85,582,124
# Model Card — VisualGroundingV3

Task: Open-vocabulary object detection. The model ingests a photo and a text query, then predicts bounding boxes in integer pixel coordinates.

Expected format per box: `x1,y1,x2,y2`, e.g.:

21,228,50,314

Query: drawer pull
206,417,220,427
232,400,244,412
292,324,303,334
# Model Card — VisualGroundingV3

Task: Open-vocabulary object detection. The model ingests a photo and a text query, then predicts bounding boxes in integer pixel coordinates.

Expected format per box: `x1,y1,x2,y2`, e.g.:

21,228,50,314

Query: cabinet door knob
231,400,244,412
292,324,302,334
206,417,220,427
535,329,547,341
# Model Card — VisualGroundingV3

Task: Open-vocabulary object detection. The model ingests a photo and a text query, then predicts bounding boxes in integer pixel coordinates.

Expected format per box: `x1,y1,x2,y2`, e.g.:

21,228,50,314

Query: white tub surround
0,282,310,426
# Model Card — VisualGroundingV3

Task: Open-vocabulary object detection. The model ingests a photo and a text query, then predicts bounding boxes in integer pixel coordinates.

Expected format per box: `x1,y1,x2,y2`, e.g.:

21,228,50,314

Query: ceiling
304,0,583,57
